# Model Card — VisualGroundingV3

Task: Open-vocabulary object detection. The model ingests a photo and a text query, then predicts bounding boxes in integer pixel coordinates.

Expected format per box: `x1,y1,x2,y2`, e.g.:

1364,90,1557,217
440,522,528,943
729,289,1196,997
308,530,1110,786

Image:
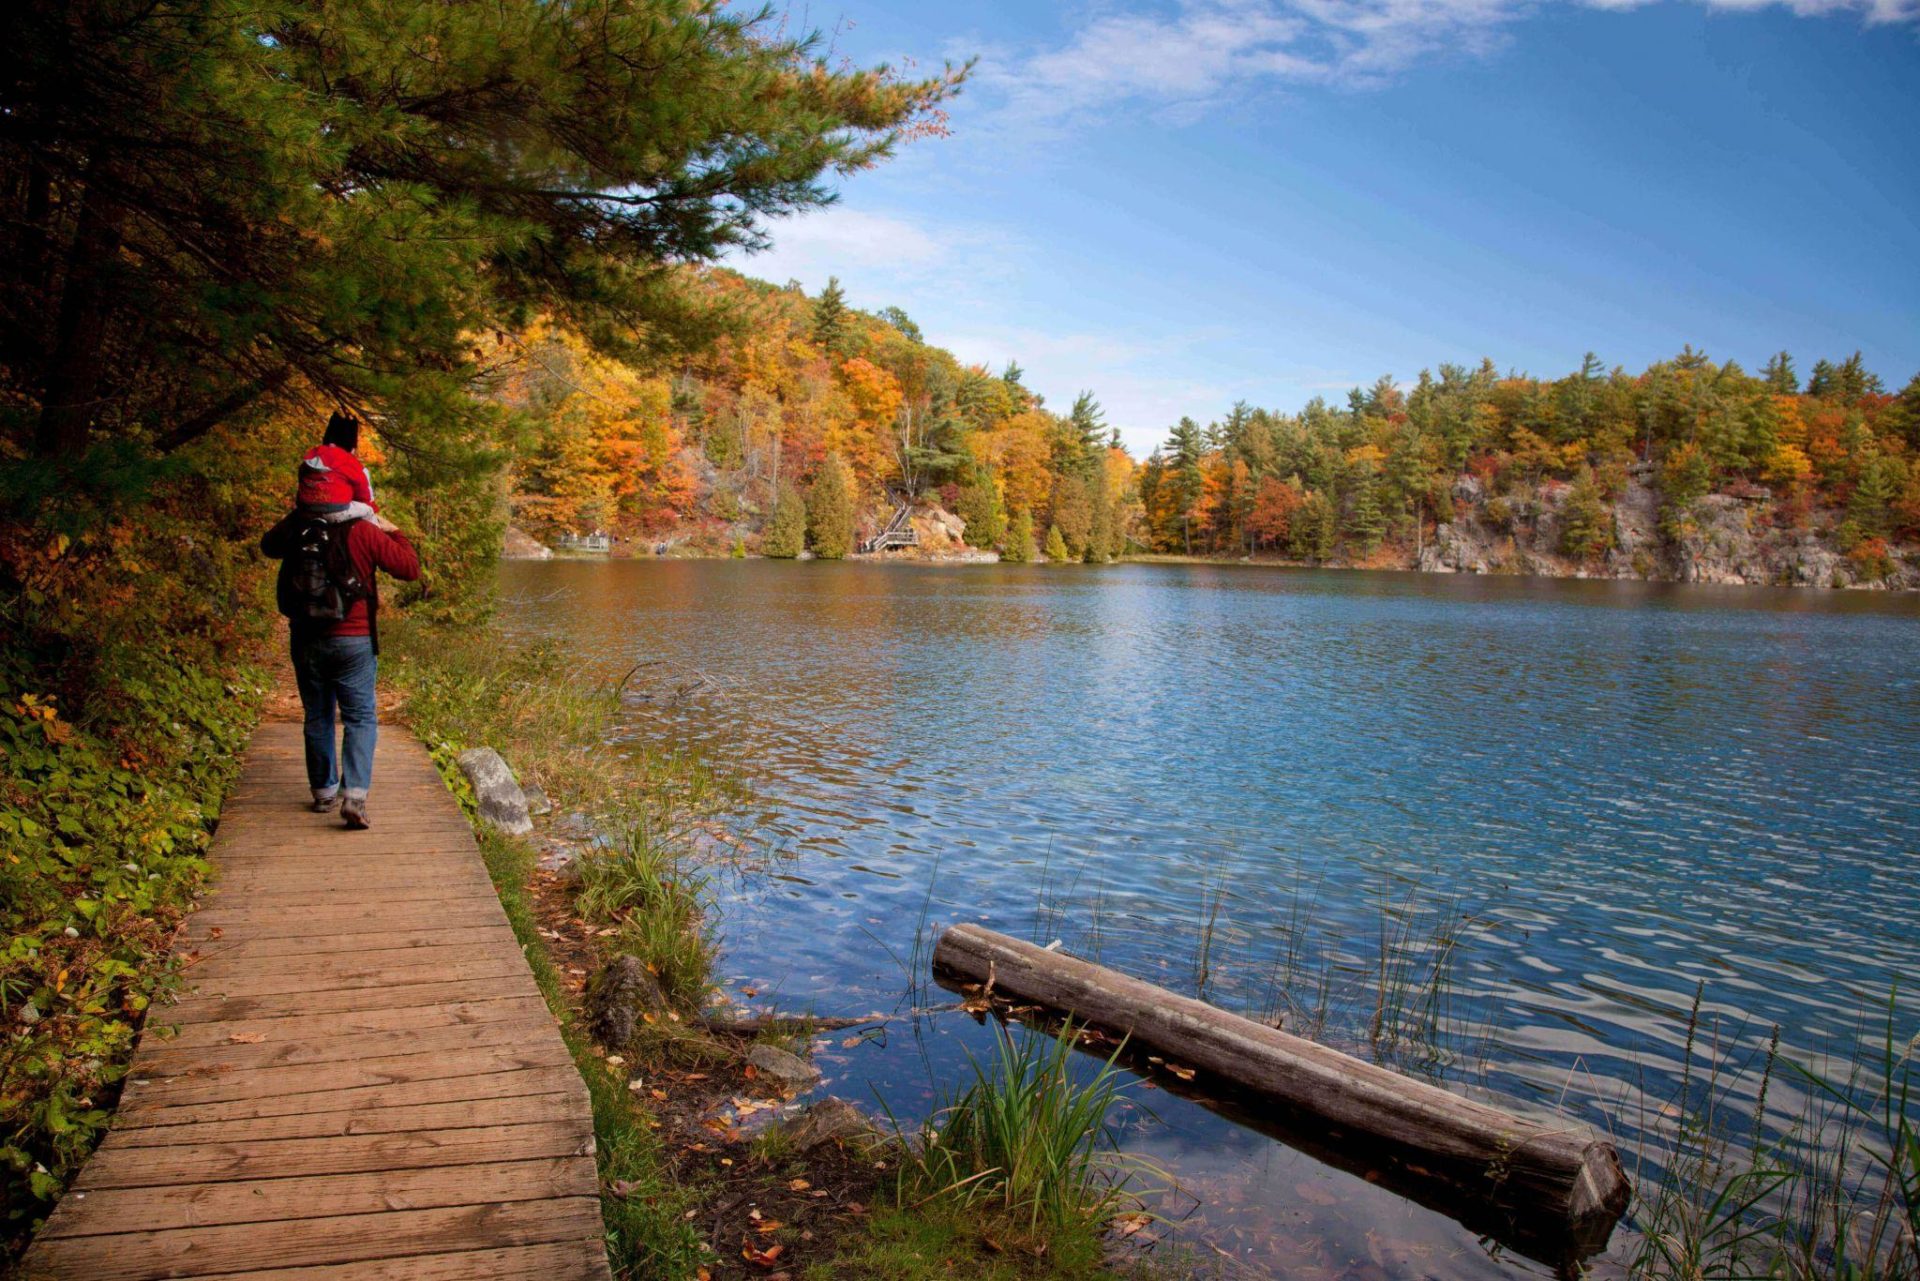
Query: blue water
497,559,1920,1277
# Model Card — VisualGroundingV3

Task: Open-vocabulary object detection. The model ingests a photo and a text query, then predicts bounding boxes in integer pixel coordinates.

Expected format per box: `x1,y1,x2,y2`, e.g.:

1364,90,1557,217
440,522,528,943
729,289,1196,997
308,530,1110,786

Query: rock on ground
455,747,534,835
746,1042,822,1092
772,1097,884,1152
586,955,667,1051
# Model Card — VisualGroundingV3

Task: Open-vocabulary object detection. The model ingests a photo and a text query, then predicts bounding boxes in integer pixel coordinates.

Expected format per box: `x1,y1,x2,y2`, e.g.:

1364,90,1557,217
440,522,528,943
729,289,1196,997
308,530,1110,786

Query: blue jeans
290,633,378,799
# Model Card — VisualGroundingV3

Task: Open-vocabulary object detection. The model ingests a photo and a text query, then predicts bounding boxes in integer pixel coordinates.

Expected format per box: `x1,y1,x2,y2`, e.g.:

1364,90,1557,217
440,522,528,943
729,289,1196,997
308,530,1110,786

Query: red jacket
297,445,376,511
262,515,420,641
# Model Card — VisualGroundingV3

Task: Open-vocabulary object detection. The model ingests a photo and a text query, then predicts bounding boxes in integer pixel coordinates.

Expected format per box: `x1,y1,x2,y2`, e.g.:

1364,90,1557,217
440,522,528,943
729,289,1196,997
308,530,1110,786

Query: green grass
387,619,731,1278
470,824,708,1278
895,1021,1156,1240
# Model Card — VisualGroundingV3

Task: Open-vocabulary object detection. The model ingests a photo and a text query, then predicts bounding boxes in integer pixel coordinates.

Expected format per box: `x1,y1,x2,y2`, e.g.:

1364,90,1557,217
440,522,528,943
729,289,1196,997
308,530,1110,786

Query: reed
894,1020,1159,1239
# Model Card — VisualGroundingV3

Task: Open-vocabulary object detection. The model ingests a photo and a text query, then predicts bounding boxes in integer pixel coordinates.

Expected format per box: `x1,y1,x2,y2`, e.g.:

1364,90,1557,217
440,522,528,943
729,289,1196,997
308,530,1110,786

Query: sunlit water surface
496,559,1920,1278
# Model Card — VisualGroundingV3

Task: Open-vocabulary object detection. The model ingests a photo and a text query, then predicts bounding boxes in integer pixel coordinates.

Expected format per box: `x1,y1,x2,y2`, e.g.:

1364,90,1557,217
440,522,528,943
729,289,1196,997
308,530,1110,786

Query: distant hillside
496,277,1918,585
1131,350,1920,588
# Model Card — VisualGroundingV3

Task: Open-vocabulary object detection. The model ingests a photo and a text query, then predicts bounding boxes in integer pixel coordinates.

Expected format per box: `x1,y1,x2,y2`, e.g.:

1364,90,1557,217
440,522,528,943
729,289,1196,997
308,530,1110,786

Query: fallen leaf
1113,1212,1152,1238
786,1178,811,1192
227,1032,267,1044
741,1243,784,1268
1167,1064,1197,1081
756,1220,783,1234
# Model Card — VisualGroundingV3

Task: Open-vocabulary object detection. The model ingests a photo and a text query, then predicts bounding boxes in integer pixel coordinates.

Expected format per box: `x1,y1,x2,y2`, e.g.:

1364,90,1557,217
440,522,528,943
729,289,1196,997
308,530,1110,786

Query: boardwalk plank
38,1156,592,1235
165,1240,611,1281
21,721,611,1281
149,994,547,1048
22,1197,604,1281
115,1065,587,1129
109,1091,582,1148
75,1120,593,1189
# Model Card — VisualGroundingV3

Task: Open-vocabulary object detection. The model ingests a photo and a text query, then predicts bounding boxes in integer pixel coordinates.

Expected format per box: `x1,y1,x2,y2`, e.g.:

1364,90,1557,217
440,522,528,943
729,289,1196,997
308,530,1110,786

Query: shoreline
505,544,1920,592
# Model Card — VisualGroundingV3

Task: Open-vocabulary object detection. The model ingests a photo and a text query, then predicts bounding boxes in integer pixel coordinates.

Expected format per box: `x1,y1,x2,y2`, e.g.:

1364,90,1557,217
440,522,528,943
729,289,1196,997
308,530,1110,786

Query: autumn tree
1249,475,1302,550
807,454,857,559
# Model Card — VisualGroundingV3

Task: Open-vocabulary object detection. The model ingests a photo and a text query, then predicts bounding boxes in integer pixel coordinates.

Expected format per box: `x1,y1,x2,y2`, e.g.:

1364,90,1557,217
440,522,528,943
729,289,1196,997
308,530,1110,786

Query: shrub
806,454,856,559
762,483,806,558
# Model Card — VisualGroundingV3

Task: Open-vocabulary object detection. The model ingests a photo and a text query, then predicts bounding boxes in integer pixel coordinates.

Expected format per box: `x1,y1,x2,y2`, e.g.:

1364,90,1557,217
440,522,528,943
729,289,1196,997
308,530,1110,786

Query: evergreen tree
1086,485,1115,563
1044,523,1070,563
1069,392,1107,456
806,453,856,558
1344,466,1386,553
813,277,850,355
1002,509,1035,564
1291,491,1336,560
1763,352,1798,394
1561,467,1613,561
0,5,960,463
955,466,1005,550
1050,472,1095,558
762,484,806,558
1848,452,1903,539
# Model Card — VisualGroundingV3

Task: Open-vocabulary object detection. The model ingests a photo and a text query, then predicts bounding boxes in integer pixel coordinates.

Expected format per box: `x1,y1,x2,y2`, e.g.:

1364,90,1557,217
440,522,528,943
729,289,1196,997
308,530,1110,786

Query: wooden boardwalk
21,722,613,1281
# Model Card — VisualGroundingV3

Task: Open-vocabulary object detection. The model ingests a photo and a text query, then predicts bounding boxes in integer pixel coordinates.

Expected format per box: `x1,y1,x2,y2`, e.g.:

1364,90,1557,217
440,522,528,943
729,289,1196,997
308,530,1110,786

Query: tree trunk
37,171,126,457
932,924,1629,1256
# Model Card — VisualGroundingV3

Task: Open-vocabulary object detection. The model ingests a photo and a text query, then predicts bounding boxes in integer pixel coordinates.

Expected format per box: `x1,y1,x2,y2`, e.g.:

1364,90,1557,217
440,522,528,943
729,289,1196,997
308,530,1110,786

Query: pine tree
1,6,961,461
806,454,856,559
1344,467,1386,553
762,484,807,558
1560,467,1613,561
1002,509,1035,563
812,277,850,356
1763,352,1798,394
1068,392,1107,456
1044,524,1069,563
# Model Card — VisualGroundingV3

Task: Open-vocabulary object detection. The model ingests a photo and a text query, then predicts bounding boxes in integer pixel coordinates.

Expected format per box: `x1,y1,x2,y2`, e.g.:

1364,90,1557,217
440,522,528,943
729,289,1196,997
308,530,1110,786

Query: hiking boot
311,793,340,814
340,796,370,830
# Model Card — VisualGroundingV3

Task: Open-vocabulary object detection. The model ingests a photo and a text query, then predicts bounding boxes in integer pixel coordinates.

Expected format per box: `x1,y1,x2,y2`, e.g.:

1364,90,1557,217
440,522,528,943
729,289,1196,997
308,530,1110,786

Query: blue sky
732,1,1920,454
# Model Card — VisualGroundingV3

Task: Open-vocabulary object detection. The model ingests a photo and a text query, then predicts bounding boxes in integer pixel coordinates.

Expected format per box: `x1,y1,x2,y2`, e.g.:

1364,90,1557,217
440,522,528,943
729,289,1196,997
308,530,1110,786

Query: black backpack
284,517,369,622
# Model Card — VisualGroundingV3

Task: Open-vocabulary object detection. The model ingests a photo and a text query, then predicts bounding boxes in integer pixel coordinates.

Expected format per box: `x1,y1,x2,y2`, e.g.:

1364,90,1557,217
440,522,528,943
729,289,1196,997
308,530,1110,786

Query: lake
496,558,1920,1277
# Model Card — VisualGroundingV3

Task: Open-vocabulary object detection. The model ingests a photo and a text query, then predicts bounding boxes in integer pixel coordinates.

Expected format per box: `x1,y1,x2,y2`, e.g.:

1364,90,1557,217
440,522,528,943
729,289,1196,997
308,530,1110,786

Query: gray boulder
585,955,667,1050
746,1043,822,1092
456,747,533,835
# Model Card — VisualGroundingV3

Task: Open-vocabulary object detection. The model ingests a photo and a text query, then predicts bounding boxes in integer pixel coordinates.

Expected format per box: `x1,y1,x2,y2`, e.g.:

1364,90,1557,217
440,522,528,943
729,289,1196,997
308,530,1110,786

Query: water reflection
498,559,1920,1278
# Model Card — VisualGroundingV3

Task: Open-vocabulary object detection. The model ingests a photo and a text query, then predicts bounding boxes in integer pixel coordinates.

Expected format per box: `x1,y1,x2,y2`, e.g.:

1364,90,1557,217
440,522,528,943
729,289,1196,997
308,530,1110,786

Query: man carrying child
260,412,420,829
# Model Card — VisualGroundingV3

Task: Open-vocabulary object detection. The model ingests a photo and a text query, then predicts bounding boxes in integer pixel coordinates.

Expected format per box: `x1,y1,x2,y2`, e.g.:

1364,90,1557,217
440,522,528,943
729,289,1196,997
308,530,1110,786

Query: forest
502,276,1920,582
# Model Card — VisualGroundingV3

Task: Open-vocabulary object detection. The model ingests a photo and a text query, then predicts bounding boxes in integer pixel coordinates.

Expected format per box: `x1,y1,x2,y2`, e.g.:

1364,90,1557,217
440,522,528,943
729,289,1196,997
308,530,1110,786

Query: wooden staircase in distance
20,721,613,1281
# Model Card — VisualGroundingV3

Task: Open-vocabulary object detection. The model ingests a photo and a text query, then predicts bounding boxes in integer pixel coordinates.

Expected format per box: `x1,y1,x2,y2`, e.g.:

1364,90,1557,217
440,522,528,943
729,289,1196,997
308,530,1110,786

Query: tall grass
576,815,715,1012
896,1021,1157,1239
1628,986,1919,1279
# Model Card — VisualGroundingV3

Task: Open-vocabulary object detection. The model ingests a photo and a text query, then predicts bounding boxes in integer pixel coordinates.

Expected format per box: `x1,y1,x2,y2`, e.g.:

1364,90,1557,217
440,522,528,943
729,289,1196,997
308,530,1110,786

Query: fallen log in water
932,923,1629,1255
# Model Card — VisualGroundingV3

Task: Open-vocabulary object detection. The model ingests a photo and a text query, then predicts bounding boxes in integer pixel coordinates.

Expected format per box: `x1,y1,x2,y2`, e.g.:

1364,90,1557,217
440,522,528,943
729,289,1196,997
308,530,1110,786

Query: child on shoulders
297,411,378,523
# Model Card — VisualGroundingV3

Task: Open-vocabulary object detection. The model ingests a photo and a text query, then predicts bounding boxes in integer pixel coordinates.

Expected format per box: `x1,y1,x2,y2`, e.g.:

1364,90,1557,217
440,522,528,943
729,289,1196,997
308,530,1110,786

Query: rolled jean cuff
343,787,369,801
312,785,339,802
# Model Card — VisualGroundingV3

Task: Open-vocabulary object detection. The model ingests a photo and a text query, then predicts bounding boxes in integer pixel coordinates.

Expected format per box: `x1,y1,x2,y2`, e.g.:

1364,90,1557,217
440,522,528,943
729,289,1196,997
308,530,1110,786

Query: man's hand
368,513,400,534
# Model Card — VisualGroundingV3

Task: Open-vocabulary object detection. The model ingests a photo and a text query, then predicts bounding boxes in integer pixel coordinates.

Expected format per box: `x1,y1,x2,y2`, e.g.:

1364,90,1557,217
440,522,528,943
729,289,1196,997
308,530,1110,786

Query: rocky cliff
1416,467,1915,589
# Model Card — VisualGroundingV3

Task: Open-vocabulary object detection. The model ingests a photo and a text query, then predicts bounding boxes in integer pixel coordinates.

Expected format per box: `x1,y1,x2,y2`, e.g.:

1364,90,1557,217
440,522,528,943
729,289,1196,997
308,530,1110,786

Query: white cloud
731,208,954,286
971,0,1916,136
